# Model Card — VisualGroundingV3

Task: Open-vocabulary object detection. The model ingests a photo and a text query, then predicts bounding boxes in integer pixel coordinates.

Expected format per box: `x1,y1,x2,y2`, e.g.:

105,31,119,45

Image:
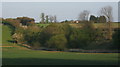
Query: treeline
2,17,119,50
40,13,57,23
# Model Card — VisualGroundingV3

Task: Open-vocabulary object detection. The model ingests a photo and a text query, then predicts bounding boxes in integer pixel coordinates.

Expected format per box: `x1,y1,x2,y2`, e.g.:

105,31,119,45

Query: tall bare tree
100,6,113,22
49,15,54,23
53,15,57,23
78,10,90,21
100,6,113,40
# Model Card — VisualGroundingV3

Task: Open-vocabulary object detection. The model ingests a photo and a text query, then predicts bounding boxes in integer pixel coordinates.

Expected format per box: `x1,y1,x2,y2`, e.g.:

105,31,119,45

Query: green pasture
36,23,49,28
36,23,120,29
2,25,14,46
2,46,119,65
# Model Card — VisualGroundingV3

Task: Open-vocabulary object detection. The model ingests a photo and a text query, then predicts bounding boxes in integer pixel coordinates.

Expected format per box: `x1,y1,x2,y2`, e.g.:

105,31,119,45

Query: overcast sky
2,2,118,22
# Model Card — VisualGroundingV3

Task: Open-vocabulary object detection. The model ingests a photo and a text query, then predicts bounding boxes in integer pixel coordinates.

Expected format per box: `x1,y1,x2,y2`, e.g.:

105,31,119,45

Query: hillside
2,25,13,46
1,24,119,65
2,25,29,51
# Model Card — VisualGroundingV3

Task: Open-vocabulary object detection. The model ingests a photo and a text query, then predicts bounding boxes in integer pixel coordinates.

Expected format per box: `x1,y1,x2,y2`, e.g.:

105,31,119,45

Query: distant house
72,20,81,23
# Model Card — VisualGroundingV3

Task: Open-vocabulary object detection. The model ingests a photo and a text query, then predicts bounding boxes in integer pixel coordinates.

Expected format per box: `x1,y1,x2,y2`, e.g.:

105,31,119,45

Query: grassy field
2,25,14,46
2,47,119,65
36,23,49,28
70,23,120,28
1,25,119,65
93,23,120,28
36,23,120,29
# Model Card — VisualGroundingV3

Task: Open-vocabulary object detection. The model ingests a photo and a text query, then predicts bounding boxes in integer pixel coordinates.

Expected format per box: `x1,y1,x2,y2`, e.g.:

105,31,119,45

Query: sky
1,2,119,22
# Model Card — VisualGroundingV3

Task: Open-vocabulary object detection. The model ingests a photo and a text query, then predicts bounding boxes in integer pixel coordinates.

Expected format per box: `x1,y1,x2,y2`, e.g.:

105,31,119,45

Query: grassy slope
2,25,119,65
0,25,2,44
2,25,13,46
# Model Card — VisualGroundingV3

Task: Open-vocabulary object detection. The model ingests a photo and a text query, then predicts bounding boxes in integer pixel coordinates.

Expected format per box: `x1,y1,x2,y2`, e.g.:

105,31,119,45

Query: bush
12,27,25,43
69,28,88,49
112,29,120,49
13,25,42,48
39,23,72,47
23,26,41,46
46,34,67,50
71,21,105,49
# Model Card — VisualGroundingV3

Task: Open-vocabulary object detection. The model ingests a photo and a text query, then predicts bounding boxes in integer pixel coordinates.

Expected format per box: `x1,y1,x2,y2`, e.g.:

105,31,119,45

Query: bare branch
78,10,90,21
100,6,113,22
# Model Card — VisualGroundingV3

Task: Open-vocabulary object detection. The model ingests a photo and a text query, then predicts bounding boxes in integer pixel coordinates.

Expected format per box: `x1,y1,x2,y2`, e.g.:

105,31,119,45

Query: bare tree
100,6,113,22
49,15,54,23
53,15,57,23
78,10,90,21
41,13,45,23
100,6,113,40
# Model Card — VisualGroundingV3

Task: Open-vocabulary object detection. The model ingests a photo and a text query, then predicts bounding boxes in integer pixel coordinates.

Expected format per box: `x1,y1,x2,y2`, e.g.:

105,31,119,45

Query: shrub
23,26,41,46
112,29,120,49
39,23,72,47
69,21,103,49
13,25,42,48
69,31,80,48
46,34,67,51
12,27,25,43
81,21,100,45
